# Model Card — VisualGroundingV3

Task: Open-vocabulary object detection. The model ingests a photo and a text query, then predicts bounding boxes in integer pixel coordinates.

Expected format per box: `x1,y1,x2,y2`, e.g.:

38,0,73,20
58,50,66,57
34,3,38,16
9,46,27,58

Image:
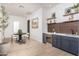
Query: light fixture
19,5,24,8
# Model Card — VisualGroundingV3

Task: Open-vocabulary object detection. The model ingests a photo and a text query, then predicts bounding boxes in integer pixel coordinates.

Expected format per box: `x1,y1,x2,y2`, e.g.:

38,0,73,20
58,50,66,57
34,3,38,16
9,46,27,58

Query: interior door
27,20,30,33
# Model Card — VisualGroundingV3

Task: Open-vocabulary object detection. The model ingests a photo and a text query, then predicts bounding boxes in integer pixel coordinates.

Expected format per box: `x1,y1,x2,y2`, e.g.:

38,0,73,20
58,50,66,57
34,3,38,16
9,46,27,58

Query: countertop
44,32,79,38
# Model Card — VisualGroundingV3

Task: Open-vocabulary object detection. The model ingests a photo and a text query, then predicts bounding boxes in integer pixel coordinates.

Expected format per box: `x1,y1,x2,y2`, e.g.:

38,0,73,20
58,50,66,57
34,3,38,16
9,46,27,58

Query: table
14,33,26,43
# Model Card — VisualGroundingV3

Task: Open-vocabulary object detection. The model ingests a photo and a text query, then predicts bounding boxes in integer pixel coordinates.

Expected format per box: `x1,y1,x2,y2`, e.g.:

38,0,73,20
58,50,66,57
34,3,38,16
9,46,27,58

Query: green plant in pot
66,8,71,14
0,5,9,42
73,4,78,12
0,5,10,56
77,3,79,12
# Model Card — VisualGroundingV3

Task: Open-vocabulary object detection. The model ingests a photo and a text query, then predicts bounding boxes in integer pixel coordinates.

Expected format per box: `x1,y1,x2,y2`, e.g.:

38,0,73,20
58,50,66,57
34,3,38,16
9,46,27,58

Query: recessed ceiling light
19,5,24,8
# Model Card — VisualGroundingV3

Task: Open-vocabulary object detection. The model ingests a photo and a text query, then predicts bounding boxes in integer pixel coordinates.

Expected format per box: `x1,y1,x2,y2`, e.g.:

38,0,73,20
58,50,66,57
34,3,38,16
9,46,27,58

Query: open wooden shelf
63,12,79,16
47,20,79,24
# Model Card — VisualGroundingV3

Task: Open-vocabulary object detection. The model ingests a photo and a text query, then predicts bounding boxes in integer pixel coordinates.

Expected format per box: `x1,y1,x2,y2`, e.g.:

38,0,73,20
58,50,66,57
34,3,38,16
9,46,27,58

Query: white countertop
44,32,79,38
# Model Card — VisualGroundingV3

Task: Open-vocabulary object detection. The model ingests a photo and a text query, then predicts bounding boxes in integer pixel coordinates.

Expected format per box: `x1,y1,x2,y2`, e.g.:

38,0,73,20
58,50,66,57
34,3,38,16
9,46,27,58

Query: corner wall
29,8,43,42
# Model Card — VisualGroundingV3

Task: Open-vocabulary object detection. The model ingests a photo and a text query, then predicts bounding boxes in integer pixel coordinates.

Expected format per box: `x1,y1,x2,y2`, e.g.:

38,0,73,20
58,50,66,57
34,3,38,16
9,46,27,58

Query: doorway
27,20,30,33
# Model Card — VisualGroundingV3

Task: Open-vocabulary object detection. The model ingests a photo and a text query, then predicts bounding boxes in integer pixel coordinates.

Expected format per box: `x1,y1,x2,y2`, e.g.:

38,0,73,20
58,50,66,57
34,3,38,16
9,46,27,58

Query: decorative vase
0,33,3,43
71,8,75,13
69,15,74,21
54,19,56,23
50,20,52,23
0,42,11,55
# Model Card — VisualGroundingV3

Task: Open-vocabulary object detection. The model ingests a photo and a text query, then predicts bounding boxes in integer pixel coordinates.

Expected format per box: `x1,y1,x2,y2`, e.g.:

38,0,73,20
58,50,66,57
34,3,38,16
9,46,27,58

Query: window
13,21,20,33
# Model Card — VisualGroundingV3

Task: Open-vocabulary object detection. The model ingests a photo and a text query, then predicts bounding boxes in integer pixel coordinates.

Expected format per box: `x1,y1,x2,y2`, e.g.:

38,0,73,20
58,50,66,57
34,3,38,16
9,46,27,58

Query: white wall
5,15,27,37
46,3,79,22
29,8,43,42
42,8,50,33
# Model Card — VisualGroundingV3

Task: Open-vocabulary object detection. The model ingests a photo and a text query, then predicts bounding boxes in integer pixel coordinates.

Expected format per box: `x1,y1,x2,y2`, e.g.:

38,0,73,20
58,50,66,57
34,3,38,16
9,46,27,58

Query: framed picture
32,17,39,28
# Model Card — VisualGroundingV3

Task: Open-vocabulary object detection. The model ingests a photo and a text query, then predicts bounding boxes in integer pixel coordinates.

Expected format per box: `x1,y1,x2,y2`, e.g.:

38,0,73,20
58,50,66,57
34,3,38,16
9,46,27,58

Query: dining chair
11,35,18,43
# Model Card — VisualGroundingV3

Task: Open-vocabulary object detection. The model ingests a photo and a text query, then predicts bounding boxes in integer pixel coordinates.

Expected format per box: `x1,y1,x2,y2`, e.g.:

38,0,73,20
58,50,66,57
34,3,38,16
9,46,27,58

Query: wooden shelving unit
47,18,53,20
48,20,79,34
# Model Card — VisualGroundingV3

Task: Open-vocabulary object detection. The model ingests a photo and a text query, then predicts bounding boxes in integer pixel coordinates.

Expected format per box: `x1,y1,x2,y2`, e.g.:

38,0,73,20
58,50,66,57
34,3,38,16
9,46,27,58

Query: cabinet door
69,37,78,55
53,35,61,48
43,33,47,43
56,35,61,48
61,36,70,52
53,35,57,47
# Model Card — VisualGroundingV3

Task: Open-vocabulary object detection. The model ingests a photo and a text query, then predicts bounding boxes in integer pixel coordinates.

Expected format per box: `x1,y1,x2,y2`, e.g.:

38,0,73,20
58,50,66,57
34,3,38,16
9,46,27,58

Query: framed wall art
32,17,39,29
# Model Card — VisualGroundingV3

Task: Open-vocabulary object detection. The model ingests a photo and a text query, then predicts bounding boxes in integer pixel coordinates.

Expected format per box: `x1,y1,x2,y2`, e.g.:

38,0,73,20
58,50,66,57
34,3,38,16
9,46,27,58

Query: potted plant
65,8,71,15
71,6,75,13
52,13,56,23
73,4,78,13
0,5,10,55
77,3,79,12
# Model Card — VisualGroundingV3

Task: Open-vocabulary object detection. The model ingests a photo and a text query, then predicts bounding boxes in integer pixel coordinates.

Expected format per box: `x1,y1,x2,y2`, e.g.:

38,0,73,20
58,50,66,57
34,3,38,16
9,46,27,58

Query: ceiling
0,3,58,17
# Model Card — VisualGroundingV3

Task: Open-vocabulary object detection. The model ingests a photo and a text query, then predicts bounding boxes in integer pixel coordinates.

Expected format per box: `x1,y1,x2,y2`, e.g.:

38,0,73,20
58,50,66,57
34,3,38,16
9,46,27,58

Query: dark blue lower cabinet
69,37,78,55
53,35,57,47
61,36,70,52
52,35,79,56
56,35,61,48
43,33,47,43
53,35,61,48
